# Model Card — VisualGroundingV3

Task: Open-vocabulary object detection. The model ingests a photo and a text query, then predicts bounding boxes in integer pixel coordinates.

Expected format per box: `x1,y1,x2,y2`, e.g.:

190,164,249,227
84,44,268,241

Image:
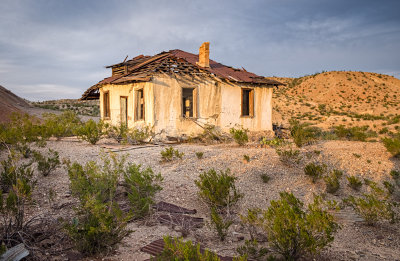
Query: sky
1,0,400,101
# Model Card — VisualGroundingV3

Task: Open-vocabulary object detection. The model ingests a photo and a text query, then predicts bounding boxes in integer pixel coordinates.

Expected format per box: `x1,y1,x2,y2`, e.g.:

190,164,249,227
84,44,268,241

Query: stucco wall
100,82,154,128
152,75,221,136
219,83,273,131
99,74,273,136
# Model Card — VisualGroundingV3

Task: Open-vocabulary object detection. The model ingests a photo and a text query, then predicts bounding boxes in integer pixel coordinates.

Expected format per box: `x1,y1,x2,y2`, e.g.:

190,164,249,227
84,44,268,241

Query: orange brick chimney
197,42,210,68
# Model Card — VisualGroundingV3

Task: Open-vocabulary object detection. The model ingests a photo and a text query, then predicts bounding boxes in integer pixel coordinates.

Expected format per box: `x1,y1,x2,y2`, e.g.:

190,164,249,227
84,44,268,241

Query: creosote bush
65,153,130,255
77,119,105,145
195,151,204,159
152,236,223,260
347,176,363,191
236,239,270,260
160,146,184,162
230,126,248,146
382,131,400,158
240,193,339,261
345,182,396,225
304,163,325,183
260,174,271,183
324,170,343,194
33,149,60,176
43,111,81,140
276,148,301,166
195,169,243,241
0,150,36,248
123,163,163,219
289,119,318,147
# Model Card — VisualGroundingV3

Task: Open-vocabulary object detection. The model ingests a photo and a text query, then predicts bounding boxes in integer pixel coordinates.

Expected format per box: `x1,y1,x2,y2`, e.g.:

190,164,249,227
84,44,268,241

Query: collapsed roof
81,49,283,100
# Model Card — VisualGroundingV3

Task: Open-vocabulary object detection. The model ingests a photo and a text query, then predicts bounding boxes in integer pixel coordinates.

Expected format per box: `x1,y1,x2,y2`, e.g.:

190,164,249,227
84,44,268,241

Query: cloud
0,0,399,100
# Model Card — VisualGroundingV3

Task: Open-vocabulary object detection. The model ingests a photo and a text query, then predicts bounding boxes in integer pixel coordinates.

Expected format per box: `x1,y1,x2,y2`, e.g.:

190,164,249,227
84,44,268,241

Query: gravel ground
3,139,399,261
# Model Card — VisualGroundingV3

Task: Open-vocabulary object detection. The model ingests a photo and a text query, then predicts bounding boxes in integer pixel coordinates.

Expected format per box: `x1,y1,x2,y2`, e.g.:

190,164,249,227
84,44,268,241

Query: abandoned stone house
81,42,282,137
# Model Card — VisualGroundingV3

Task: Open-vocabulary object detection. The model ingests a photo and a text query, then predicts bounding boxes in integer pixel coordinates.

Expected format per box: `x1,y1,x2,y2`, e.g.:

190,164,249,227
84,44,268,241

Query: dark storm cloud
0,0,399,100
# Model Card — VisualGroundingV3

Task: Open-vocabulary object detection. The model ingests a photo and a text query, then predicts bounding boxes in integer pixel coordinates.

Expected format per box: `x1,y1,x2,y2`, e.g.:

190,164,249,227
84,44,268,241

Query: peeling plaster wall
99,74,273,136
100,82,154,128
152,74,221,136
219,82,273,131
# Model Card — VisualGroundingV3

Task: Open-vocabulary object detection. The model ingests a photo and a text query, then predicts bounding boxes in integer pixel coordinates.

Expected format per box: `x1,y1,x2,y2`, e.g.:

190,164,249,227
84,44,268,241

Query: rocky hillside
269,71,400,134
0,85,31,123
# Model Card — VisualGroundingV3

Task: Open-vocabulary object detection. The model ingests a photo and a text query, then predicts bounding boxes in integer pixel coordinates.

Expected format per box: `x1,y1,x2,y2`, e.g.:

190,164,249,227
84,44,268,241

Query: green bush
33,149,60,176
0,113,47,150
241,192,339,260
160,146,184,162
195,151,204,159
382,132,400,157
346,189,395,226
152,236,222,261
43,111,81,140
195,169,242,210
260,174,271,183
123,163,163,219
260,137,285,148
125,125,153,144
289,119,318,147
106,123,128,143
210,207,233,241
324,170,343,194
65,154,129,255
77,119,105,145
333,125,377,142
195,169,242,241
347,176,363,191
276,148,301,166
236,239,270,260
243,154,250,162
0,151,35,243
304,163,325,183
230,126,248,146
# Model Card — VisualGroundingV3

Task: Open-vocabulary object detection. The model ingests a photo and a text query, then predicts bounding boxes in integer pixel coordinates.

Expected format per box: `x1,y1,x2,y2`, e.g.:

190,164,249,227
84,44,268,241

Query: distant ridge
0,85,31,123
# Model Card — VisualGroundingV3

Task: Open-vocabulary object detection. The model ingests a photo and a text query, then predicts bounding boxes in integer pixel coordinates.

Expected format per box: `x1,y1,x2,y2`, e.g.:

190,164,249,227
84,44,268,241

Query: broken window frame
135,89,145,121
241,88,254,117
103,91,110,119
182,87,197,118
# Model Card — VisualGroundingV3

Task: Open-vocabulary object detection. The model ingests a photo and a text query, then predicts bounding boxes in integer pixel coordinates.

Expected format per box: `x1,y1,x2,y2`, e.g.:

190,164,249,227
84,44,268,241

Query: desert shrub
210,207,233,241
160,146,184,162
77,119,105,145
125,125,153,144
152,236,222,260
382,132,400,157
236,239,270,260
123,163,163,219
33,149,60,176
347,176,363,191
195,151,204,159
197,124,228,143
289,119,318,147
65,154,129,255
241,192,339,260
345,187,395,226
383,181,395,195
260,174,271,183
243,154,250,162
195,169,242,241
195,168,242,210
260,137,286,148
105,122,128,143
390,170,400,180
43,111,81,140
0,151,35,245
0,113,47,150
276,148,301,166
230,126,248,146
324,170,343,194
333,125,377,142
304,163,325,183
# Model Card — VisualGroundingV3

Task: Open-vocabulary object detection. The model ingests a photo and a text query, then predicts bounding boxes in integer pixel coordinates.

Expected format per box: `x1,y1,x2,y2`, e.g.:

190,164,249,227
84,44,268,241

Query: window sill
240,115,254,119
103,117,111,120
134,119,145,122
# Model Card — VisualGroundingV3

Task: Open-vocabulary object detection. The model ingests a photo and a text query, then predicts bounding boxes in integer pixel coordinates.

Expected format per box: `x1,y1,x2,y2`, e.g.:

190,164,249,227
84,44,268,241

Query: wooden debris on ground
0,243,29,261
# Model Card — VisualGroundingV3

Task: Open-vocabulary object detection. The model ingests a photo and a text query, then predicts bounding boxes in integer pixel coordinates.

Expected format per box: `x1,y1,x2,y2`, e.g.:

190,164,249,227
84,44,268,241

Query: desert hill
0,85,31,123
268,71,400,133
